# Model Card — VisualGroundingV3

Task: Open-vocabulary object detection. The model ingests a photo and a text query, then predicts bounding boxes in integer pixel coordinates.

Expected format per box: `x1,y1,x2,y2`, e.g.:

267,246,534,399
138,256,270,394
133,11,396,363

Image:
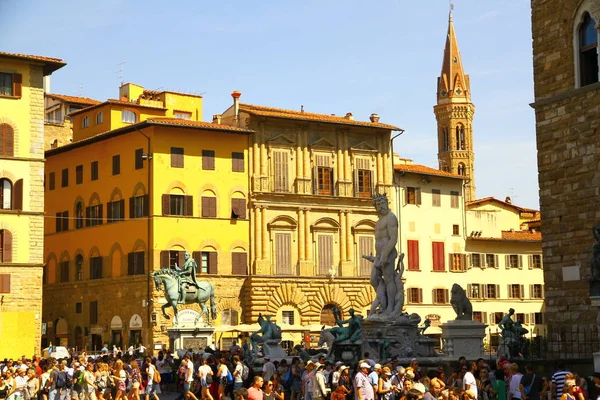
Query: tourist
378,367,394,400
560,381,578,400
477,368,491,400
248,377,264,400
81,363,97,400
0,374,9,400
271,374,283,398
355,363,374,400
539,377,551,400
232,357,244,391
217,358,229,400
40,364,51,400
127,361,142,400
198,358,214,400
263,380,283,400
369,365,381,394
302,362,315,400
289,359,302,400
462,361,477,400
552,363,572,400
234,388,248,400
112,360,127,400
508,363,523,400
263,358,276,382
26,368,39,400
144,358,159,400
519,365,541,400
313,364,328,400
156,352,173,393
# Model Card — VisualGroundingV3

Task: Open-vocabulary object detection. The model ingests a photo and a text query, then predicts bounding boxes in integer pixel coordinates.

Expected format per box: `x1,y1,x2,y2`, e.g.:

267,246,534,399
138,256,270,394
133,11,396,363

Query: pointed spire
437,9,470,104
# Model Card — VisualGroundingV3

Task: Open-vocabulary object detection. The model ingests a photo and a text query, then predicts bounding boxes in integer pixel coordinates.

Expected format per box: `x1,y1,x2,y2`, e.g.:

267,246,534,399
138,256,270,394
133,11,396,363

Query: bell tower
434,10,476,202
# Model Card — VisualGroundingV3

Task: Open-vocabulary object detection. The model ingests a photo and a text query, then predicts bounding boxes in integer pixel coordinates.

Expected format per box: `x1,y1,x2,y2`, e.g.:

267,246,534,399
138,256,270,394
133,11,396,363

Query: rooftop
394,163,467,180
0,51,66,75
239,103,401,131
466,196,538,213
468,230,542,242
45,93,101,106
68,99,168,116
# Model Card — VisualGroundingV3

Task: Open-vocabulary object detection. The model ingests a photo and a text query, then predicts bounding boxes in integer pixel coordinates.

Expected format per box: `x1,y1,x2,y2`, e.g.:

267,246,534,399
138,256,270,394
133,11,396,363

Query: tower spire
437,6,470,104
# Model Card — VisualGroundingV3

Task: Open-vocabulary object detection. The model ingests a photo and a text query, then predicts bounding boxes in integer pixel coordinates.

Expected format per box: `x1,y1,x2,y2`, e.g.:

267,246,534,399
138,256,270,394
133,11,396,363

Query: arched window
442,127,449,152
0,124,14,156
320,304,339,326
455,125,465,150
0,178,12,209
75,254,84,281
75,202,84,229
0,229,12,262
457,163,466,176
580,12,599,87
122,110,137,123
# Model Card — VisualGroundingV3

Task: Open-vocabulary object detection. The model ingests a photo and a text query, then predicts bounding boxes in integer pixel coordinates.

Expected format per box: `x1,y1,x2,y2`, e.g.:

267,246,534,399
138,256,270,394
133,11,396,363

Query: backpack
77,371,85,387
226,370,234,384
153,369,161,384
65,373,73,389
284,369,293,389
241,365,249,380
56,371,67,389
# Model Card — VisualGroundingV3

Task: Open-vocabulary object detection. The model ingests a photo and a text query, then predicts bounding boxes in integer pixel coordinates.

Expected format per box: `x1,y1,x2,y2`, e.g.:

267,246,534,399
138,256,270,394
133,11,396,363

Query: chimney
370,113,380,123
43,76,51,94
301,105,304,113
505,196,512,204
344,112,354,120
212,114,222,124
231,91,241,125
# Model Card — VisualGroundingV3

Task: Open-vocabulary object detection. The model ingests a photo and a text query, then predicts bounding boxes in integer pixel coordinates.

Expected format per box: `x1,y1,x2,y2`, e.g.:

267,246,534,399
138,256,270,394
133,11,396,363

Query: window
405,187,421,205
358,236,374,276
86,204,103,227
221,309,239,325
55,211,68,232
75,303,82,314
493,312,504,325
0,178,12,209
202,149,215,170
531,284,544,299
432,241,445,271
232,152,244,172
127,251,145,275
75,202,84,229
442,127,449,151
507,254,522,269
469,284,481,299
457,163,466,176
75,255,83,281
508,284,524,299
231,252,248,275
0,274,10,294
122,110,137,123
199,252,209,273
49,172,55,190
82,116,90,128
90,301,98,325
231,198,246,219
174,111,191,120
130,194,149,219
450,191,459,208
90,256,102,280
455,125,465,150
433,288,449,304
471,254,481,268
112,155,120,175
485,284,500,299
275,233,292,274
202,196,217,218
531,254,542,269
135,149,144,170
452,224,460,235
534,312,543,324
432,189,441,207
61,168,68,187
282,311,295,325
91,161,99,181
0,230,12,262
193,251,217,274
162,194,193,216
407,240,420,271
407,288,423,304
317,235,334,275
316,166,334,195
171,147,184,168
95,111,103,125
450,253,466,272
76,165,83,185
472,311,486,323
356,170,372,198
486,254,497,268
0,124,14,156
0,73,13,96
107,199,125,223
273,151,289,192
59,261,69,283
579,12,599,87
164,250,184,269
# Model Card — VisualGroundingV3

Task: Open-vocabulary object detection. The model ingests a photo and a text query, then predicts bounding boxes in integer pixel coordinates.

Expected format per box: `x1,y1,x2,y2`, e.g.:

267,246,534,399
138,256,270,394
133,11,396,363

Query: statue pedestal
332,340,363,364
168,309,215,352
261,339,287,359
441,320,487,360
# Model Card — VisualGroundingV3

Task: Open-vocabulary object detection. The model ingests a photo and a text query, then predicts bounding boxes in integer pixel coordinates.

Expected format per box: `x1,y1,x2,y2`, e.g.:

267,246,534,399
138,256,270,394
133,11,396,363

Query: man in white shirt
355,363,374,400
462,361,478,399
262,356,276,381
183,354,198,400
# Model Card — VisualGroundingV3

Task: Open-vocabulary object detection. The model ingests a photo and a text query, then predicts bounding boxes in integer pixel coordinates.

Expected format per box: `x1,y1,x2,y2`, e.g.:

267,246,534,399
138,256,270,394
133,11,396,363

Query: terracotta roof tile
394,163,467,179
0,51,66,74
147,117,253,133
466,196,538,213
468,230,542,242
69,99,167,116
239,103,401,130
45,93,101,106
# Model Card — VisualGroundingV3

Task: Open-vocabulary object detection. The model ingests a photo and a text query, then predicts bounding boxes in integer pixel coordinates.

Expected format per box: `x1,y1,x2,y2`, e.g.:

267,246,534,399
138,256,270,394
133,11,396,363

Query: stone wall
531,0,600,358
44,120,72,150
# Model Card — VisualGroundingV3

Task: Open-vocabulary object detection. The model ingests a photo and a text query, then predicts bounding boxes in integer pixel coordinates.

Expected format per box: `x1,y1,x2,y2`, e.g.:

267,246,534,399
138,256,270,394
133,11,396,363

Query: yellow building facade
220,94,400,332
0,51,65,357
43,87,250,351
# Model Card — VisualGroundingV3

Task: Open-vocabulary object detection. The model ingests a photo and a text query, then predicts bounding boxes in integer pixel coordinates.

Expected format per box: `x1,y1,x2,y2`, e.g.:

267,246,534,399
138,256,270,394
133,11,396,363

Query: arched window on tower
456,125,465,150
579,12,599,87
457,163,466,176
0,178,12,209
442,127,449,151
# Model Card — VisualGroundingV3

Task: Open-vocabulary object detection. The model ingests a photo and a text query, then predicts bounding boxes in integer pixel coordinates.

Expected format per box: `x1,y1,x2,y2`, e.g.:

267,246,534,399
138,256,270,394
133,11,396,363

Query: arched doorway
55,318,69,346
74,326,83,350
320,304,339,326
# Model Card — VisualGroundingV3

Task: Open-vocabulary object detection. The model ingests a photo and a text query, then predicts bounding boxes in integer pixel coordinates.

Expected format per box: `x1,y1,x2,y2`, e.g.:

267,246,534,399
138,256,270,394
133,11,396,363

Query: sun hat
359,362,370,369
413,383,426,394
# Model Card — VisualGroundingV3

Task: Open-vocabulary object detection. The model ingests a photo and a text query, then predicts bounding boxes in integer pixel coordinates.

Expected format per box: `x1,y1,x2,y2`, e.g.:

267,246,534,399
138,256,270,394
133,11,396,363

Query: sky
1,0,539,208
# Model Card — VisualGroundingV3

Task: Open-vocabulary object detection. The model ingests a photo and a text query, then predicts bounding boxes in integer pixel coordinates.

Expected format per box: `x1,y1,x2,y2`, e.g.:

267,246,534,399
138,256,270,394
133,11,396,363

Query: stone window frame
573,2,600,88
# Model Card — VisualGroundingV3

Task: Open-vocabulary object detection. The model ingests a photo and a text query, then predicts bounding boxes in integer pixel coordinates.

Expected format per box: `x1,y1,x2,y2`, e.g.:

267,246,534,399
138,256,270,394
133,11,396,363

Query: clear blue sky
2,0,538,208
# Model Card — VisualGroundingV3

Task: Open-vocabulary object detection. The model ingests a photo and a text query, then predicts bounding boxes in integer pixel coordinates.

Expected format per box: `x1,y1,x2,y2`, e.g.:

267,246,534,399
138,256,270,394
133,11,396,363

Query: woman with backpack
216,359,229,400
144,358,159,400
127,361,142,400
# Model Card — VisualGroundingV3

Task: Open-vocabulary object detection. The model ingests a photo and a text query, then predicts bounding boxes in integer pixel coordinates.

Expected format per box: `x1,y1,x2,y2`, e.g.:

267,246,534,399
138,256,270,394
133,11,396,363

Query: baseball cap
374,363,382,370
413,383,426,394
264,355,270,360
359,362,370,369
383,367,392,376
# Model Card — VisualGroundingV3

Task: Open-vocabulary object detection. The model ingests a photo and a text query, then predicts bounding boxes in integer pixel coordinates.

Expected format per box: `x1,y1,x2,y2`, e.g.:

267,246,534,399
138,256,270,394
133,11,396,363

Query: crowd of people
0,348,599,400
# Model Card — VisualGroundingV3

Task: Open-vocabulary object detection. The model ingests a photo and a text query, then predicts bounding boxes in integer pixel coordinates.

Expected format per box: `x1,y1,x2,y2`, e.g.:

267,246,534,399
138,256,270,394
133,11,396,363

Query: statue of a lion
450,284,473,320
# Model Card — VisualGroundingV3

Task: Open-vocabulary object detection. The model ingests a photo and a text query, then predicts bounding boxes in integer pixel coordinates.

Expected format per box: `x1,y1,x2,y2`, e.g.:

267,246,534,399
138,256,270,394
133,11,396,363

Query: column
260,143,267,177
304,209,311,260
253,142,260,177
296,144,303,191
377,153,383,185
254,207,262,261
298,209,305,261
339,210,346,262
345,212,352,261
261,207,268,260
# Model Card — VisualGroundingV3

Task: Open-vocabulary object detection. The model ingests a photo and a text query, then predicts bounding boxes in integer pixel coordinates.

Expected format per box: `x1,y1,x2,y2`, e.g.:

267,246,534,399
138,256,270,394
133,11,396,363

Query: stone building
0,51,65,357
44,93,100,150
531,0,600,358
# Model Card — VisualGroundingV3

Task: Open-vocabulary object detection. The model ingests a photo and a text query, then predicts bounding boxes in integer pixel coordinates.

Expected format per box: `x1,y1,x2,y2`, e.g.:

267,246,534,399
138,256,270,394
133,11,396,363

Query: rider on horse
175,252,200,304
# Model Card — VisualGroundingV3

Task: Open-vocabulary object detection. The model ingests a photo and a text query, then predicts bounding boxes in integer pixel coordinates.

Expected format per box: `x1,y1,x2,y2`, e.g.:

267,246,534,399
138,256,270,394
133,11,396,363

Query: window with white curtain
122,110,137,123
